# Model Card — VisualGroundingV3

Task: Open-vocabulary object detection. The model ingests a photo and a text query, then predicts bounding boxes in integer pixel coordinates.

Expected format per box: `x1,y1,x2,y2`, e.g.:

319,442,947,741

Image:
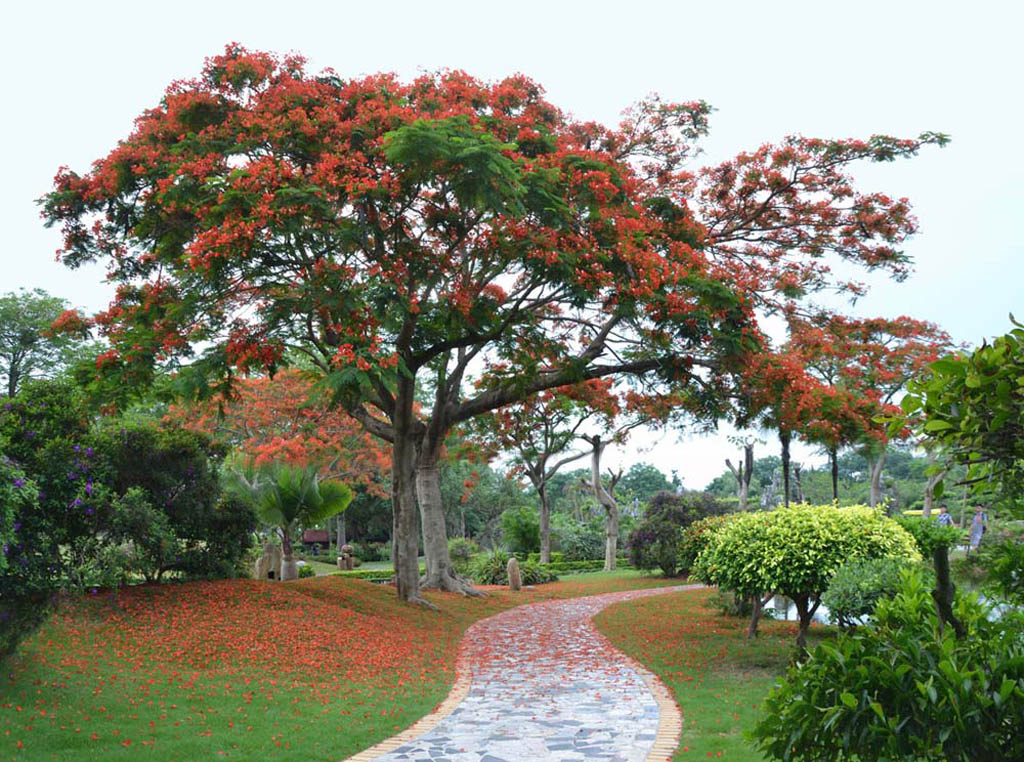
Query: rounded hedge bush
693,504,920,649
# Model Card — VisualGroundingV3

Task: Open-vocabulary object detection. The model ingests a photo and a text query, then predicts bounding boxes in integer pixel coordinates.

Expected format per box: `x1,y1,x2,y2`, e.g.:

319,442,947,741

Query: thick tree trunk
416,455,483,596
7,366,19,398
747,595,763,639
539,484,551,564
392,431,427,605
780,431,791,508
868,452,886,507
830,447,839,502
737,480,749,512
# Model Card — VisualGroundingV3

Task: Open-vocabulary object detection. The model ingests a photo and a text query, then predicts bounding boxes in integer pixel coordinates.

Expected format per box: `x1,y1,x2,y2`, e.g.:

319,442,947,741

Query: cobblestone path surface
368,584,698,762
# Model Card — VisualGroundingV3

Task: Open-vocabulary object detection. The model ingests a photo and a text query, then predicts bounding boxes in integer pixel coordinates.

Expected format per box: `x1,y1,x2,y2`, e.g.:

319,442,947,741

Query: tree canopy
41,44,946,602
0,288,92,397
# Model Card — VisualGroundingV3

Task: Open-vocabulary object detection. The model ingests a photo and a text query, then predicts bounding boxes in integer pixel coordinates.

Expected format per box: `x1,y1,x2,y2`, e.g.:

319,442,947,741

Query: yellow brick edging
341,653,473,762
634,657,684,762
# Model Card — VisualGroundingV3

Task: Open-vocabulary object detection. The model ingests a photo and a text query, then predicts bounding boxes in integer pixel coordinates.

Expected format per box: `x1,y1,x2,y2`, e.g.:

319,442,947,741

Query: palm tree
230,462,353,580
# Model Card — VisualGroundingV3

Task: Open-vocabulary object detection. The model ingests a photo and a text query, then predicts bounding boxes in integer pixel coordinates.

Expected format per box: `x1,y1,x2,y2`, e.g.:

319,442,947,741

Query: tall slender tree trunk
793,463,805,504
7,366,19,398
868,451,886,507
584,436,619,572
538,483,552,564
727,443,754,510
922,450,945,518
780,431,791,508
829,446,839,502
416,446,482,596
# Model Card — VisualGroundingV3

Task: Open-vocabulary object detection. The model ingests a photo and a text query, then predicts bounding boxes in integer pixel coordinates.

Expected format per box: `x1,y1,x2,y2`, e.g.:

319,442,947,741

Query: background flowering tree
165,369,390,491
788,313,952,504
43,45,945,603
476,380,618,563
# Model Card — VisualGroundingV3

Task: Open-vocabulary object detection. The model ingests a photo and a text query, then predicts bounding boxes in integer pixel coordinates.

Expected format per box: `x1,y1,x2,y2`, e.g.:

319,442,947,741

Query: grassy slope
595,587,831,760
0,571,678,761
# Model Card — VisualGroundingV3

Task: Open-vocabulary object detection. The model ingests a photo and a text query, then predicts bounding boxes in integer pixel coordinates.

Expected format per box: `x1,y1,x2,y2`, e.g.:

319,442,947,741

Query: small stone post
507,557,522,591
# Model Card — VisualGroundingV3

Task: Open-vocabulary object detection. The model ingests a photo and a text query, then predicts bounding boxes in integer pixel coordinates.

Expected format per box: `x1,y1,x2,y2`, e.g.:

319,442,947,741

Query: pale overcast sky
3,0,1021,487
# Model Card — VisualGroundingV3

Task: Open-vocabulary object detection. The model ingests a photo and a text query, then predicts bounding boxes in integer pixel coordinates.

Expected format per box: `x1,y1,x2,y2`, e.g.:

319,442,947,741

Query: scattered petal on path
367,585,697,762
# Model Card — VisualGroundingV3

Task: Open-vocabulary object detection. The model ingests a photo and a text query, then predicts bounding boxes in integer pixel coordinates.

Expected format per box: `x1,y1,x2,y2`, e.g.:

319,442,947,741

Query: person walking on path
935,505,954,526
968,506,985,552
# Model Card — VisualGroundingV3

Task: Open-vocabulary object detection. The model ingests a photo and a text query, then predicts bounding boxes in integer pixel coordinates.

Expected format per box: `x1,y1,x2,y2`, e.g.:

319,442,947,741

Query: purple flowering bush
0,379,256,659
627,492,733,576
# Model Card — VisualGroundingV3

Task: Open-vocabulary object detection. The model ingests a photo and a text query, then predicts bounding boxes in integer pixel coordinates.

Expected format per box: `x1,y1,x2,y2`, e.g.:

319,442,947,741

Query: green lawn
0,570,679,761
595,587,832,760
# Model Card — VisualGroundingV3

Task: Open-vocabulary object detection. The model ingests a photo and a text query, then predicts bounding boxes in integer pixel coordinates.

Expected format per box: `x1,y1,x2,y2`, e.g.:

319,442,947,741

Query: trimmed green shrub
519,560,558,585
894,514,964,556
448,537,479,576
297,564,315,578
527,551,564,564
552,518,604,561
693,504,920,649
678,514,734,573
752,569,1024,761
333,565,424,583
544,559,630,573
822,556,928,628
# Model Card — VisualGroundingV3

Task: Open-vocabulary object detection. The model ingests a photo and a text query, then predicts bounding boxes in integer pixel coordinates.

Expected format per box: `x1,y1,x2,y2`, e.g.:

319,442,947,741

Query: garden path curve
347,583,700,762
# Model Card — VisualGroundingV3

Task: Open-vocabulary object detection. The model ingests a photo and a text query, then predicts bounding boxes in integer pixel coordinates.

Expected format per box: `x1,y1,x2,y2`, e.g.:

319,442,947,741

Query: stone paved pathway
363,584,698,762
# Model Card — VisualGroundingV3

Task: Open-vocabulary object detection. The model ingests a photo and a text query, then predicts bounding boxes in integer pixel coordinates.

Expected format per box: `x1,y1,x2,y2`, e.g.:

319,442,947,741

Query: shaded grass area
595,587,832,760
1,570,678,761
301,559,343,576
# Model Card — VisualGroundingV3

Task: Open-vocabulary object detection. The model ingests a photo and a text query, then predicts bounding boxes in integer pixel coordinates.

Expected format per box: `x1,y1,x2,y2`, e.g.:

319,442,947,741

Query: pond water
766,596,832,624
766,593,1017,626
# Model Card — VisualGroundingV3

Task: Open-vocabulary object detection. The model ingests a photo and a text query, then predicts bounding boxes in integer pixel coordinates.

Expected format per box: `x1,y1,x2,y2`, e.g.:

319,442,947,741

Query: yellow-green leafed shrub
692,504,920,648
